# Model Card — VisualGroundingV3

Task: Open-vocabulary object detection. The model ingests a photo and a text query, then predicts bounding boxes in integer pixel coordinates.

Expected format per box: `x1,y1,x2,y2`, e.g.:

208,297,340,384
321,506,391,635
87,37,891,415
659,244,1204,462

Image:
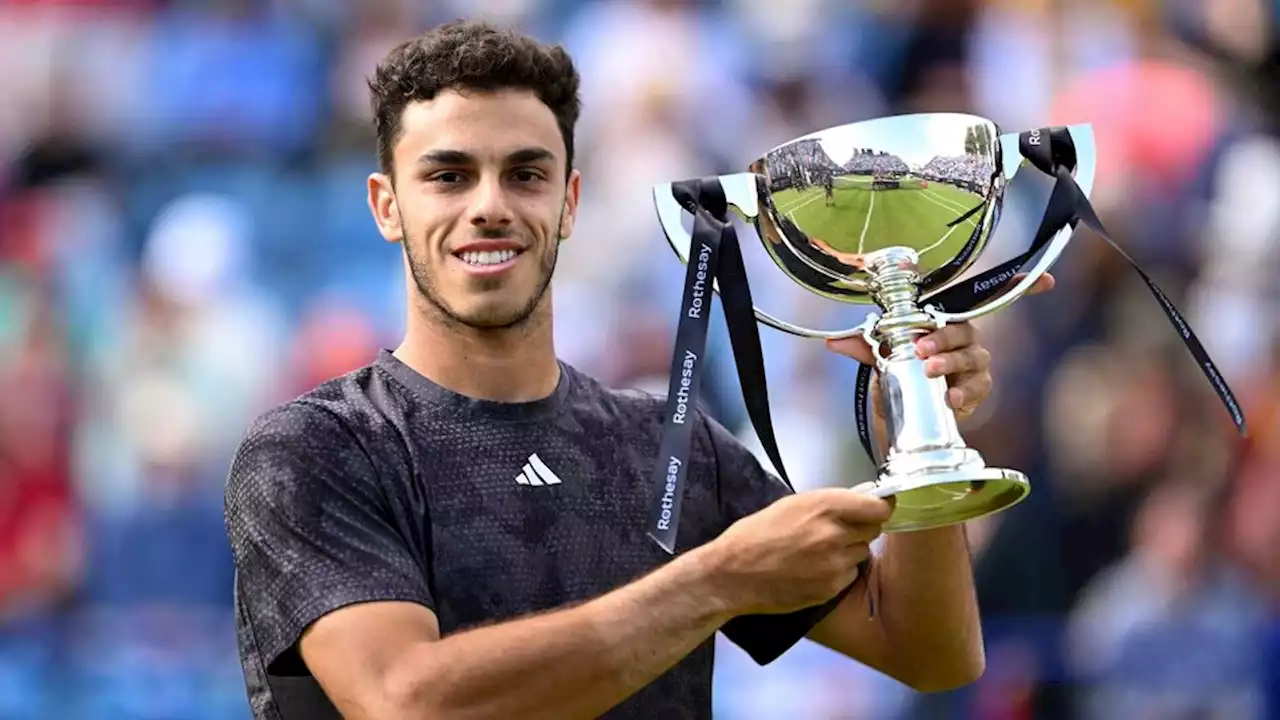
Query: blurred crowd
2,0,1279,717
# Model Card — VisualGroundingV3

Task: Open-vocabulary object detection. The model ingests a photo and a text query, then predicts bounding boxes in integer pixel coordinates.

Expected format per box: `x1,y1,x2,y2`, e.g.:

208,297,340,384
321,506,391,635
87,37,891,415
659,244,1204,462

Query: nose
468,175,514,231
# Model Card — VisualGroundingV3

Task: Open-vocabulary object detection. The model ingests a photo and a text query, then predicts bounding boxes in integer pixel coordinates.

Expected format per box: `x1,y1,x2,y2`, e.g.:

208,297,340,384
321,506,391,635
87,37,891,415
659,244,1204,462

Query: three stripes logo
516,453,563,487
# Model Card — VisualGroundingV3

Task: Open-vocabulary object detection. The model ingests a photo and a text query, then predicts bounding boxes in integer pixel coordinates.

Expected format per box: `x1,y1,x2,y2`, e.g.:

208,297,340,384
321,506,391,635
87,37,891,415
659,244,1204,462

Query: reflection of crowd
920,154,993,191
766,146,915,193
767,138,842,191
843,149,909,177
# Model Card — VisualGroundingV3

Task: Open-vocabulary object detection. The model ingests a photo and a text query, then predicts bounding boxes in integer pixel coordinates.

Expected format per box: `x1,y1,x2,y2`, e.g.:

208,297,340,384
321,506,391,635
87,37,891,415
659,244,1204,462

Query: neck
394,299,561,404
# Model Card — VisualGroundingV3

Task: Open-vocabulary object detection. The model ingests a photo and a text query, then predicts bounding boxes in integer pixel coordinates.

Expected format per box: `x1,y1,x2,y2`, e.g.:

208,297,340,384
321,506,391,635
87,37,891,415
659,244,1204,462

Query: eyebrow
415,147,557,167
506,147,556,166
417,149,474,166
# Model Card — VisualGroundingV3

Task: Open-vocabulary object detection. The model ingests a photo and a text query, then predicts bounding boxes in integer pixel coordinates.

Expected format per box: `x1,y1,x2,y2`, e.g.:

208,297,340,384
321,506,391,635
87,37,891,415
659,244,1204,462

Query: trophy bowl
652,113,1098,532
745,113,1003,308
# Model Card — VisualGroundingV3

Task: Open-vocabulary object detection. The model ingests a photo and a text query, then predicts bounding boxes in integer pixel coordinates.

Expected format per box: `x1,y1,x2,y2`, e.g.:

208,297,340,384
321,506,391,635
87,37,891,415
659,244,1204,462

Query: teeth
460,249,518,266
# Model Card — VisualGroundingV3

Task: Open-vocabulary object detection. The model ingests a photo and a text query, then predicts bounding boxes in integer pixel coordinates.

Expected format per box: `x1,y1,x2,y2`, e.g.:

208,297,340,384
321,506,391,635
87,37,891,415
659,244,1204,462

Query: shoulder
230,396,361,479
230,367,383,470
225,363,410,518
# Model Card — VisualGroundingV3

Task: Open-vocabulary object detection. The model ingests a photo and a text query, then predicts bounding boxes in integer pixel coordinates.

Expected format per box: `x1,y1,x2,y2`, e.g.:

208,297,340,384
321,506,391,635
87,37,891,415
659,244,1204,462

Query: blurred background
1,0,1278,717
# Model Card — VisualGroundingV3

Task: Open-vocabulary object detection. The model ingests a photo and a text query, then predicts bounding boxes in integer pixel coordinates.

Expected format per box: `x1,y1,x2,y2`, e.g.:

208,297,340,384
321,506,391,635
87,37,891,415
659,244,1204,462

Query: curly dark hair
368,20,582,179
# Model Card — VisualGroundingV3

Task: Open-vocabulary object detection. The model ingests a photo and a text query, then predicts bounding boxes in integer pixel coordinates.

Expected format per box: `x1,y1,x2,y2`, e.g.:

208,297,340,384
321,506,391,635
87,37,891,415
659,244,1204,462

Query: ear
367,172,403,243
558,169,582,241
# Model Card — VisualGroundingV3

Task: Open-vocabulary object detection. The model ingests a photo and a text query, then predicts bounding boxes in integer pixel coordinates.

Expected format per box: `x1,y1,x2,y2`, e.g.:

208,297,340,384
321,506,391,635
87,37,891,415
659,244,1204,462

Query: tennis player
223,20,1052,720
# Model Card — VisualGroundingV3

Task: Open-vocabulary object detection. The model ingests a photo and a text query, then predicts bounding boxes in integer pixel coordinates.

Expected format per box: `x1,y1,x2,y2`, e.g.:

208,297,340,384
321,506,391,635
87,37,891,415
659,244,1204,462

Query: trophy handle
921,222,1070,324
653,174,867,341
923,124,1097,325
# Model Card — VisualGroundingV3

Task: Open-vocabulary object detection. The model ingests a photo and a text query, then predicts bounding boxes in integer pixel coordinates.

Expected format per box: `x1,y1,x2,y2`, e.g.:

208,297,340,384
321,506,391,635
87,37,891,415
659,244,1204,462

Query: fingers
946,372,993,415
820,488,894,527
790,488,889,551
850,481,880,496
923,343,991,378
915,322,976,358
1006,271,1056,296
825,336,876,365
921,332,993,415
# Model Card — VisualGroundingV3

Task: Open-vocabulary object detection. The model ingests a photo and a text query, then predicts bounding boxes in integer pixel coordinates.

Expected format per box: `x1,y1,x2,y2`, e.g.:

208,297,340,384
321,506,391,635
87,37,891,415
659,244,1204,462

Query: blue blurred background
2,0,1279,717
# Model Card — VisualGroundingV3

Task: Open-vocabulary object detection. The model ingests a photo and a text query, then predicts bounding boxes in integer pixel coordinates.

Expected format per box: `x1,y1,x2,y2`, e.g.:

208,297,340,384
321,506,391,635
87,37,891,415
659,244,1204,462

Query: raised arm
799,306,1055,691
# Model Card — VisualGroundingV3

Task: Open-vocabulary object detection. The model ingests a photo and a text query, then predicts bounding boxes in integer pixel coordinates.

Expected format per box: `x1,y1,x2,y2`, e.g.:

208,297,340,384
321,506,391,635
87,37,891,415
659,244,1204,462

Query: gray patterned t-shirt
224,350,846,719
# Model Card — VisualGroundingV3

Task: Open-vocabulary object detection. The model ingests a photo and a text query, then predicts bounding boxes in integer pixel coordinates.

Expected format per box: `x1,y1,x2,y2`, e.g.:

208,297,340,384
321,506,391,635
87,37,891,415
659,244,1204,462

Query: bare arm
303,547,730,720
806,526,983,692
810,313,1030,690
301,487,888,720
802,397,984,691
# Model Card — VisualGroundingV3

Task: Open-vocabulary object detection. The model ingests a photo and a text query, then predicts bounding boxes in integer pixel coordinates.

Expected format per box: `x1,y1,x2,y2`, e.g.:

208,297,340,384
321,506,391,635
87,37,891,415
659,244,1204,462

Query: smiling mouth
456,248,523,267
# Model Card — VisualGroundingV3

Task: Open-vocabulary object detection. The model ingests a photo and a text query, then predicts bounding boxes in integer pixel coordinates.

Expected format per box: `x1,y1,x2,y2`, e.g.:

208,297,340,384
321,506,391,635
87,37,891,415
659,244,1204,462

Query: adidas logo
516,453,563,487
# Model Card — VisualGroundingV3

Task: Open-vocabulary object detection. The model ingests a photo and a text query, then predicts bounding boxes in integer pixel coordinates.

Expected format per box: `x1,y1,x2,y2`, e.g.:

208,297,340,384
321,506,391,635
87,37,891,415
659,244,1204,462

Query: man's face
368,88,579,330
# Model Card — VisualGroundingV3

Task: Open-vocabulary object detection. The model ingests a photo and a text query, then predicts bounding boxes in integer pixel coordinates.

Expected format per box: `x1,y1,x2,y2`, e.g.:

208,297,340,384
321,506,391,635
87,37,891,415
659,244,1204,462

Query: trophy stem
864,247,969,464
864,248,937,358
860,246,1029,532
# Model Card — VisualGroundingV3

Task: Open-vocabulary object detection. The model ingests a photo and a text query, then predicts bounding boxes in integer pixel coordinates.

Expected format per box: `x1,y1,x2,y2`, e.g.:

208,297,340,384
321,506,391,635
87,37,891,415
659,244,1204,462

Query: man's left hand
824,273,1055,420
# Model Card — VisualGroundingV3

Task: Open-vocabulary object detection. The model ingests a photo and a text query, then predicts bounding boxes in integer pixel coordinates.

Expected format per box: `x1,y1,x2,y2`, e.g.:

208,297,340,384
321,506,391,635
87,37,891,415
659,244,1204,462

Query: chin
462,310,535,330
417,269,552,332
446,298,541,330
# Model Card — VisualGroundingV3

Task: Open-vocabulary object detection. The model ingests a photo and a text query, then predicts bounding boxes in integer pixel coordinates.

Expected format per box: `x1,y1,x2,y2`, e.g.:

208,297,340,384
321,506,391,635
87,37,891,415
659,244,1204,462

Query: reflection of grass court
770,175,985,274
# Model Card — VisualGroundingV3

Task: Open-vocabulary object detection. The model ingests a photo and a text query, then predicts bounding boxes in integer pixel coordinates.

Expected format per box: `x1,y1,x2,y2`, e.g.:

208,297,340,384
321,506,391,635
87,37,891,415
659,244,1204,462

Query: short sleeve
701,412,854,665
224,401,434,673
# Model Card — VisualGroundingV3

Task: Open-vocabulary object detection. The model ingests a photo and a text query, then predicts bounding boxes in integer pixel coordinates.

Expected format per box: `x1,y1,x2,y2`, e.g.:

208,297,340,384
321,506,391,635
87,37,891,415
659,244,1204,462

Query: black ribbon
647,178,795,553
947,200,988,228
649,125,1248,554
918,168,1003,297
918,207,989,296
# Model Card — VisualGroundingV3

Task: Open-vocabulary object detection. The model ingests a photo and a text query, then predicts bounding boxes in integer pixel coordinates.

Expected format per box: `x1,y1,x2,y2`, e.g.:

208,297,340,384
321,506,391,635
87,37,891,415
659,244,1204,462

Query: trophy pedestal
868,466,1029,532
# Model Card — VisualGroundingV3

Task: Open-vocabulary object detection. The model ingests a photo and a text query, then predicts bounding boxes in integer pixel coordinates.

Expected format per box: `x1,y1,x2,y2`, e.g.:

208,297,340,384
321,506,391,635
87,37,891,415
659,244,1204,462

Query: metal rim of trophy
653,112,1096,341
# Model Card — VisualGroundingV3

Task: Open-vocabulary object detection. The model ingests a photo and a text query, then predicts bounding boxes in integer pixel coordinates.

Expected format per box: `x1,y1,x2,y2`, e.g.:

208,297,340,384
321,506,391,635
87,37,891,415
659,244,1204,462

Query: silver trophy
652,113,1097,532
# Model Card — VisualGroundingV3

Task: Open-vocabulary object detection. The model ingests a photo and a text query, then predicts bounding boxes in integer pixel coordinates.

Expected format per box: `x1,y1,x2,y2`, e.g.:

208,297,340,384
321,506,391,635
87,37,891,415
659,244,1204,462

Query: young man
224,20,1049,720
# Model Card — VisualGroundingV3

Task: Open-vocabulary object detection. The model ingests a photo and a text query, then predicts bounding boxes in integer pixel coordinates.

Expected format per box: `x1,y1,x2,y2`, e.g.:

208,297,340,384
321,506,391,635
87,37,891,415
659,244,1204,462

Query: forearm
395,548,732,720
876,524,984,689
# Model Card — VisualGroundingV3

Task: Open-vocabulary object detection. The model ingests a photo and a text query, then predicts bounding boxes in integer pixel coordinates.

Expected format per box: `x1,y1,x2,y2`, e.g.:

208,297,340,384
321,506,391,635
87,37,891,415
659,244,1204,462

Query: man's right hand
698,488,893,617
296,486,892,720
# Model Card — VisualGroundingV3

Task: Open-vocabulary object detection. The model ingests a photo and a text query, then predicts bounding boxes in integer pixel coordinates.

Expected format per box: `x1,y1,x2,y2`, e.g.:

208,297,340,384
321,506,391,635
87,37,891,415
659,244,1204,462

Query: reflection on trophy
647,112,1242,547
653,113,1086,533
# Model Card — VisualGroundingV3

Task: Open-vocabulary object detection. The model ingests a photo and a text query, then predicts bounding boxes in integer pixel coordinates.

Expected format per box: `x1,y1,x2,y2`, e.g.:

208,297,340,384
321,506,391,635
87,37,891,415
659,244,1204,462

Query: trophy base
865,467,1030,533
